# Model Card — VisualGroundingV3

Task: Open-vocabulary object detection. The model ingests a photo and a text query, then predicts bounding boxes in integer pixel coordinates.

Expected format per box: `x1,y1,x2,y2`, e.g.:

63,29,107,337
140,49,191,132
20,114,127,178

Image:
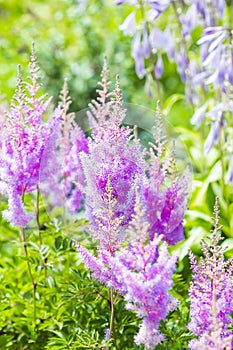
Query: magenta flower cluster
0,49,60,227
188,200,233,349
75,61,188,347
76,189,178,348
79,60,188,248
40,79,88,215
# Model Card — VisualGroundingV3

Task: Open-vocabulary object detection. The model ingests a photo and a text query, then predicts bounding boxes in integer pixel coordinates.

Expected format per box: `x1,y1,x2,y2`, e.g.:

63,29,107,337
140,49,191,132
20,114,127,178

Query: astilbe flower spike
0,45,60,227
80,58,146,230
143,103,189,245
109,189,178,349
188,198,233,350
80,65,188,246
75,175,126,290
40,78,88,215
76,186,178,349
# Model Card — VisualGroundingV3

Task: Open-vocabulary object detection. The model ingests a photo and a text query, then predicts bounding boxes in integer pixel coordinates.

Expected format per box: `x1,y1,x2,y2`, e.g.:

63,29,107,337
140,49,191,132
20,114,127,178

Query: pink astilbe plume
75,175,126,289
76,187,178,349
109,190,178,349
80,58,146,229
143,105,189,245
188,198,233,350
0,45,60,227
41,79,88,214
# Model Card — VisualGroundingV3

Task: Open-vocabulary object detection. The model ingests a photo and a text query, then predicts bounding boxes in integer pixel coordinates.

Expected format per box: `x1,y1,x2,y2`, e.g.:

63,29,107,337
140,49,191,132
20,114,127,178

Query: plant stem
36,185,48,281
20,225,37,325
108,288,115,349
36,185,42,245
21,189,37,325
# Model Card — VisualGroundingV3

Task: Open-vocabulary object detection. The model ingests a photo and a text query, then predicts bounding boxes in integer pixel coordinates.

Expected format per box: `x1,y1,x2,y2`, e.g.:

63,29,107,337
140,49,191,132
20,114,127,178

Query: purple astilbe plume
143,106,189,245
41,79,88,214
80,58,145,230
188,198,233,349
0,45,60,227
108,190,178,349
76,186,178,349
75,175,126,288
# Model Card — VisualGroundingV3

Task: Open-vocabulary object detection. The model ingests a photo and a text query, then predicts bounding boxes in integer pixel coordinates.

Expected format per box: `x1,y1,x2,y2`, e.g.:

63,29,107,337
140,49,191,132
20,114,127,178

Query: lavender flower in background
116,0,233,181
193,0,226,27
197,26,230,92
119,11,136,35
0,46,60,227
116,0,228,97
226,157,233,184
188,198,233,349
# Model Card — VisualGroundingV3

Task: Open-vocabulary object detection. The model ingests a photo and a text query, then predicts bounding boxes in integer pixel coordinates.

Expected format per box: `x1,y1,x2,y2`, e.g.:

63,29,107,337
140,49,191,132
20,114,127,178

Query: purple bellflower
0,46,60,227
188,198,233,349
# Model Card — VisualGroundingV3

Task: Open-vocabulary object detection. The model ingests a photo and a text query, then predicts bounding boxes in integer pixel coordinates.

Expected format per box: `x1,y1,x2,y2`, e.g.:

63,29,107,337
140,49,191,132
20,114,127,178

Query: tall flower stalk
0,44,60,227
188,198,233,349
40,78,88,218
0,45,60,326
76,63,188,348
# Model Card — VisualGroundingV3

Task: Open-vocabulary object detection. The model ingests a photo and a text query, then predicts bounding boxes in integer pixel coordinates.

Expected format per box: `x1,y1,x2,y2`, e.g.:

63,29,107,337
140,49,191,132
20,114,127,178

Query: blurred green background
0,0,191,124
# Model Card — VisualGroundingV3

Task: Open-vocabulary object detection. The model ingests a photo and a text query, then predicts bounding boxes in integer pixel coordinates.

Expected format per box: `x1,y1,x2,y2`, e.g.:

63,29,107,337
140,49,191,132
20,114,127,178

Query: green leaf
55,236,62,250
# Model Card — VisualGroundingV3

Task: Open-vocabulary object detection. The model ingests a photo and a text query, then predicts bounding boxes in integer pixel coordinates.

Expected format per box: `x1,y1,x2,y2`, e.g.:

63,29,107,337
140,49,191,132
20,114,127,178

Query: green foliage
0,192,142,349
0,0,152,112
0,0,232,349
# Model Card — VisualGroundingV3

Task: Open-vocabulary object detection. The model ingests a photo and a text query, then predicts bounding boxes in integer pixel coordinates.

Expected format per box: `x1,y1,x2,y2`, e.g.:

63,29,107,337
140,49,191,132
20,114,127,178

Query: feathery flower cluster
188,199,233,349
109,191,178,348
0,46,60,227
79,60,188,246
80,58,146,232
143,110,189,245
76,65,189,347
41,79,88,214
76,188,178,349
